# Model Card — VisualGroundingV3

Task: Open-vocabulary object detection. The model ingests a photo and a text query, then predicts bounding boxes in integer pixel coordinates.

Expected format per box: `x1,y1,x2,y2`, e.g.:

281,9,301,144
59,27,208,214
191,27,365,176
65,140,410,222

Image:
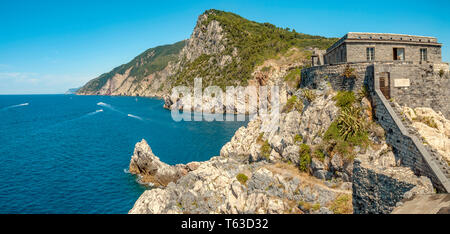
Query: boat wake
97,102,144,121
86,109,103,116
2,103,29,111
96,102,111,108
127,114,143,121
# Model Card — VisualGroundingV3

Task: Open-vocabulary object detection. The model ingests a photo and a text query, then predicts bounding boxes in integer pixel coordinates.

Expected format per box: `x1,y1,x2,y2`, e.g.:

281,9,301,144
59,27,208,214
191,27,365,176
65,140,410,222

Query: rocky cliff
77,10,336,101
128,78,435,214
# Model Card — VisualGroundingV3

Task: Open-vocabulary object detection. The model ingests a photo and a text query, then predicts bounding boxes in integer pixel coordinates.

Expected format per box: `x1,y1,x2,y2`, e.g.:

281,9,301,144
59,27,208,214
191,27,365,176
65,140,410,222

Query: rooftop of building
326,32,440,53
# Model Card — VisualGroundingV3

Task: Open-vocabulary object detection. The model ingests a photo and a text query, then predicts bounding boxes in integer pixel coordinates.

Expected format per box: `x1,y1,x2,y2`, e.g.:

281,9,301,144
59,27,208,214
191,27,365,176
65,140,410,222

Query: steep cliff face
77,9,336,98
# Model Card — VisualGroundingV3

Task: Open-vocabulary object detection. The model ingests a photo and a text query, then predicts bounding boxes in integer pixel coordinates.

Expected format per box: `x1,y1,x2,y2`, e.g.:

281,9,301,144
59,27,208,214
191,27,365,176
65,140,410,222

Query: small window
367,47,375,61
420,48,427,61
393,48,405,61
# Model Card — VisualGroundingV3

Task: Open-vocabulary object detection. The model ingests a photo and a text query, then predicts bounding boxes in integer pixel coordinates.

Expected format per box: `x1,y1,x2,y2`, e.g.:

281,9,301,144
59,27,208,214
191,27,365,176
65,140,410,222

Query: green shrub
299,144,311,172
312,203,321,211
257,132,265,144
313,149,326,161
357,86,369,101
284,68,301,82
342,64,356,79
260,140,271,160
236,173,249,185
293,134,303,144
333,91,356,108
439,69,445,77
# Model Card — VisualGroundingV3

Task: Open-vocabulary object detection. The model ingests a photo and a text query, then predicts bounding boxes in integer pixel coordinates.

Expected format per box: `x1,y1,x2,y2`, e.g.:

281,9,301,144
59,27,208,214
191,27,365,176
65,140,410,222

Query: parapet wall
300,63,372,91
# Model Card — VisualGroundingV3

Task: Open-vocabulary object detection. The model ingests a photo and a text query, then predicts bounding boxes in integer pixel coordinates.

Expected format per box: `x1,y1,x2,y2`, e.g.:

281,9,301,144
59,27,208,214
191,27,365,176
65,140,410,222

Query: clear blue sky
1,0,449,94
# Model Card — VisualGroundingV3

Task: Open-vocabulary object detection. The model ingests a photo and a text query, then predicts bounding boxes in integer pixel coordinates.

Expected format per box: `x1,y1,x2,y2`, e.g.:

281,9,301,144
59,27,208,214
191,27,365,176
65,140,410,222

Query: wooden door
379,72,390,99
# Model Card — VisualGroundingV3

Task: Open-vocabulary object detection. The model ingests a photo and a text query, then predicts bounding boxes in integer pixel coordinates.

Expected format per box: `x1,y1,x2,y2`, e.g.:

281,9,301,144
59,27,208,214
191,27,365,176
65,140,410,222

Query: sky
0,0,449,94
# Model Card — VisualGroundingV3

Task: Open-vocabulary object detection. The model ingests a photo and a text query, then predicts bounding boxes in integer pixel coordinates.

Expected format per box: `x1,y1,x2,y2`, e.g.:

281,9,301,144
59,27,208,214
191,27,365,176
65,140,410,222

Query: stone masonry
323,32,443,65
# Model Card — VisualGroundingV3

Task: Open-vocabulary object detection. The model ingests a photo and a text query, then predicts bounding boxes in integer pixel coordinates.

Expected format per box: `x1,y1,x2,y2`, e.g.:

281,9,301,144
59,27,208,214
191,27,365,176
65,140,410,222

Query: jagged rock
129,139,351,214
330,153,344,172
311,158,325,171
129,139,197,186
269,149,282,162
220,118,262,158
313,170,332,180
402,106,450,163
282,145,300,164
163,95,173,109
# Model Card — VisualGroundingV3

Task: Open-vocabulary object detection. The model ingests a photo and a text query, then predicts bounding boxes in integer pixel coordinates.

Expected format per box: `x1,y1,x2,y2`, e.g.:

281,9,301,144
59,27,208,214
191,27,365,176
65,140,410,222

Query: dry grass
329,194,353,214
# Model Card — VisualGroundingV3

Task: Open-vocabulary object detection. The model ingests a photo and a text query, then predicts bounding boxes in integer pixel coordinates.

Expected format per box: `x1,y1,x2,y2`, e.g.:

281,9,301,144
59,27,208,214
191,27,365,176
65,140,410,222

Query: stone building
321,32,443,65
302,32,450,203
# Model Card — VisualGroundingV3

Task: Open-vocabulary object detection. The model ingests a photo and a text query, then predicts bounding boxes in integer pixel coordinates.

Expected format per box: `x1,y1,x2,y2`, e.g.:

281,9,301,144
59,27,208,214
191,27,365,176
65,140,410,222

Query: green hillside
78,40,186,93
173,9,337,89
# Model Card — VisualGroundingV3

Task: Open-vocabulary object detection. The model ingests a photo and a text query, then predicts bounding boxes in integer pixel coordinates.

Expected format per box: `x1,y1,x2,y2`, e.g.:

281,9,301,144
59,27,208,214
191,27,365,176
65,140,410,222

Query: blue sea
0,95,247,214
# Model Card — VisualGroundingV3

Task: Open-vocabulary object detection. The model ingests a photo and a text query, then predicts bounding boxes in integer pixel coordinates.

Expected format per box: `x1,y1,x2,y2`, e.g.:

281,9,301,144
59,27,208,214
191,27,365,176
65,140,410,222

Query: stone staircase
390,101,450,179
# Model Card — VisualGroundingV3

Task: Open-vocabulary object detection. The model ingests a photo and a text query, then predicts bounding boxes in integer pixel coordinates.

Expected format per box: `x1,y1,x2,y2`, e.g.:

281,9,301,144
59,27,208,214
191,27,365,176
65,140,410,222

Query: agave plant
337,106,364,140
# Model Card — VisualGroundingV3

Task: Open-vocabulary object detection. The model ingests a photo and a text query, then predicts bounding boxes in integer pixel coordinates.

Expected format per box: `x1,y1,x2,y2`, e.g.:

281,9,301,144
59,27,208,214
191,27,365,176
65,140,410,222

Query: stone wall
352,159,433,214
374,63,450,118
324,43,347,64
300,62,372,91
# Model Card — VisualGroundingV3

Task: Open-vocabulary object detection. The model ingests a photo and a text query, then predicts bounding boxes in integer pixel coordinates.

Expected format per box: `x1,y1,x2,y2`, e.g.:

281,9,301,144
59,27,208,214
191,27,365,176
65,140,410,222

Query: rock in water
129,139,196,186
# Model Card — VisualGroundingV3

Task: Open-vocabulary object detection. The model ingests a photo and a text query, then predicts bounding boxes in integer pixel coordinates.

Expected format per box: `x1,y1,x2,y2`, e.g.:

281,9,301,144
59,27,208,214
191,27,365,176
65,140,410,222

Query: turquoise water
0,95,247,213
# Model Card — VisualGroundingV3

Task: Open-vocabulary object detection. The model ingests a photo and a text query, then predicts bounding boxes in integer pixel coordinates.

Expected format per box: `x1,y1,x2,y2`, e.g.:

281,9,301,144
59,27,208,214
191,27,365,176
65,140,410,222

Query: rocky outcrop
129,139,199,186
129,83,355,214
402,106,450,164
129,154,351,214
392,194,450,214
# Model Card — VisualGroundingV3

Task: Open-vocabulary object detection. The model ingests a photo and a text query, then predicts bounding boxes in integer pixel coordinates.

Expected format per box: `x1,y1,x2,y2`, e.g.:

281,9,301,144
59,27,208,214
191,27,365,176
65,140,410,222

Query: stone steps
391,105,450,179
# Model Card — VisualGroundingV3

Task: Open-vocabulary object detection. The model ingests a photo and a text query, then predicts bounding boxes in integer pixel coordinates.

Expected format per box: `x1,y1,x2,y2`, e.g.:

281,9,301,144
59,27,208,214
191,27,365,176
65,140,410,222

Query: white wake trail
87,109,103,116
2,103,29,110
127,114,143,121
